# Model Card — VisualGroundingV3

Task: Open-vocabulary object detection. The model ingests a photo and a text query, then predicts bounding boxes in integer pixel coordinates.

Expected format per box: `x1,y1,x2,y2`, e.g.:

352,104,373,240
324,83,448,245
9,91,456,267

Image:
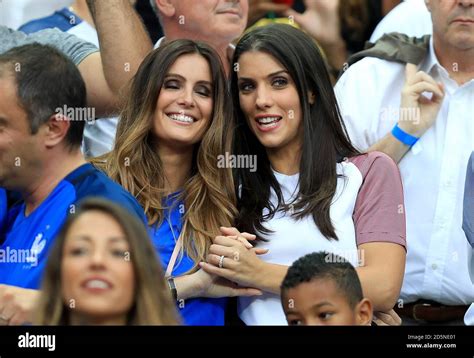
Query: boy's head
280,252,373,326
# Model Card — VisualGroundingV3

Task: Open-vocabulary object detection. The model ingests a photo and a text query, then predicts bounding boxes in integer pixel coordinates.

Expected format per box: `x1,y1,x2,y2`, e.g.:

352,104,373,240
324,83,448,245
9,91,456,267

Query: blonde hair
92,40,237,268
35,198,180,325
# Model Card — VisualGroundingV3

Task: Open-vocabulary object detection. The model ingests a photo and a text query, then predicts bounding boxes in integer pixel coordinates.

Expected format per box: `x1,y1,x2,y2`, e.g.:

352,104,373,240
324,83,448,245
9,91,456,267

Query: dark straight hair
231,24,359,240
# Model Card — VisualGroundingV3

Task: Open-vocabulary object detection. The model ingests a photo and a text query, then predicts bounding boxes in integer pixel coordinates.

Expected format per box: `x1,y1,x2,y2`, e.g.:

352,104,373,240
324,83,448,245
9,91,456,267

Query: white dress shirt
370,0,432,42
335,38,474,308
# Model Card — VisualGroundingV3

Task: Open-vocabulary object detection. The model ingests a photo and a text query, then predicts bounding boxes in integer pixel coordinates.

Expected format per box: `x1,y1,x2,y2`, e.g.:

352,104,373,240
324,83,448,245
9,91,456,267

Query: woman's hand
199,235,269,289
372,309,402,326
191,269,263,299
219,226,258,249
174,227,265,300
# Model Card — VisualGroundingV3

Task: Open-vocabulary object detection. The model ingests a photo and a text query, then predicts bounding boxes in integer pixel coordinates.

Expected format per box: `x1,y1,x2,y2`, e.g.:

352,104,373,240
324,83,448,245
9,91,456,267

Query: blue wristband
391,124,419,146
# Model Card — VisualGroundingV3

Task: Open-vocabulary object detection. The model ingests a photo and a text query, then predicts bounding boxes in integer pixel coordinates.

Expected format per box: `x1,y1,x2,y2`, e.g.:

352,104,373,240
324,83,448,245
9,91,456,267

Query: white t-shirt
238,153,406,325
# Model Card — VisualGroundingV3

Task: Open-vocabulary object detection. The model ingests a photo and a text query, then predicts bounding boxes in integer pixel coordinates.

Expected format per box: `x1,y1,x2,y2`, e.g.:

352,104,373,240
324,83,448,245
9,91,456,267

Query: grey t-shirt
0,25,98,65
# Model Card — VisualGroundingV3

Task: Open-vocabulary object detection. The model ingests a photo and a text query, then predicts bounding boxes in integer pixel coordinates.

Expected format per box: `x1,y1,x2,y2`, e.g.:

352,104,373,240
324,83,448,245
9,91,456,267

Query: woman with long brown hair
92,39,261,325
35,198,179,325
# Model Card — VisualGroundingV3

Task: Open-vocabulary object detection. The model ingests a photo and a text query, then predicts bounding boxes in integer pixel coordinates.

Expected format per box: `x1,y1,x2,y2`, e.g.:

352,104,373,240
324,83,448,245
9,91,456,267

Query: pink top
349,152,406,249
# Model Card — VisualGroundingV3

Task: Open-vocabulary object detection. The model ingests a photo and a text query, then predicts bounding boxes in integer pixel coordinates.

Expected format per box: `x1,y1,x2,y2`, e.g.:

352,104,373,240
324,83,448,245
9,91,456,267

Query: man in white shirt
370,0,432,42
335,0,474,325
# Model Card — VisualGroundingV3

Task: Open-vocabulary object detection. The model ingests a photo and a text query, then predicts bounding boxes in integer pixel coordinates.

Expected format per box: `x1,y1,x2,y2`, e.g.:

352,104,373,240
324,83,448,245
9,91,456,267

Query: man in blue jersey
0,189,6,239
0,44,146,325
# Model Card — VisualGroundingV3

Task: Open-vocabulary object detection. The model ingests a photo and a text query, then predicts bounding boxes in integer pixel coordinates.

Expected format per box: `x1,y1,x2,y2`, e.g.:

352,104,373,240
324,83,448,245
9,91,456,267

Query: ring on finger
218,255,225,269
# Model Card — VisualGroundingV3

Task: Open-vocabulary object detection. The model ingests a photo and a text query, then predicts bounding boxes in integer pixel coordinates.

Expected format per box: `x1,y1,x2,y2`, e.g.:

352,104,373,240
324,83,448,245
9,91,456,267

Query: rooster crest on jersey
26,233,46,267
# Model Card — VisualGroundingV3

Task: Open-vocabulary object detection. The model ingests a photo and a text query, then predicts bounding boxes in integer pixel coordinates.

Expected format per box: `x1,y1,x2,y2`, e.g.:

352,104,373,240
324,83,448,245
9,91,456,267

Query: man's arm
368,64,445,163
86,0,153,101
368,132,411,164
77,52,118,117
2,26,116,117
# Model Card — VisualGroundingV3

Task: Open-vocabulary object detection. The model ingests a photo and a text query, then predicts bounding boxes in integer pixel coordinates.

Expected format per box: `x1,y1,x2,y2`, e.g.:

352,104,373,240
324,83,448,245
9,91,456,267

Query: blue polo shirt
150,192,226,326
19,8,82,34
0,163,146,289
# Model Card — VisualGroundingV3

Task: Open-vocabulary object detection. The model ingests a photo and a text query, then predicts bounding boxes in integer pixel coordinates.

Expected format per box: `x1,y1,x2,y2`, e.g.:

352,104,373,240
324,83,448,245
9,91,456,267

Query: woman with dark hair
35,198,179,325
92,39,261,325
200,24,407,325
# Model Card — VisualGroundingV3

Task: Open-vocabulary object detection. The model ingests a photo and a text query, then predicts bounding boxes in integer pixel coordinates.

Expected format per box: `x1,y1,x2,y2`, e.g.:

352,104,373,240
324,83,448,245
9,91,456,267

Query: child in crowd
281,251,373,326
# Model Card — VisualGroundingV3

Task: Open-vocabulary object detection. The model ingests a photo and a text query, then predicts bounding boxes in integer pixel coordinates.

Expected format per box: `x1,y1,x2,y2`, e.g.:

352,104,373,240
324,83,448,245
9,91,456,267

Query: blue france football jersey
150,193,227,326
0,163,147,289
0,188,6,240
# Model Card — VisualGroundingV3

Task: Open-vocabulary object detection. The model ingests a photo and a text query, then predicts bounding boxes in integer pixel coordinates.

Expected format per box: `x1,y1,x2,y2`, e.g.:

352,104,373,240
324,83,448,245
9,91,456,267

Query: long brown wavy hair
35,198,180,325
92,40,236,267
